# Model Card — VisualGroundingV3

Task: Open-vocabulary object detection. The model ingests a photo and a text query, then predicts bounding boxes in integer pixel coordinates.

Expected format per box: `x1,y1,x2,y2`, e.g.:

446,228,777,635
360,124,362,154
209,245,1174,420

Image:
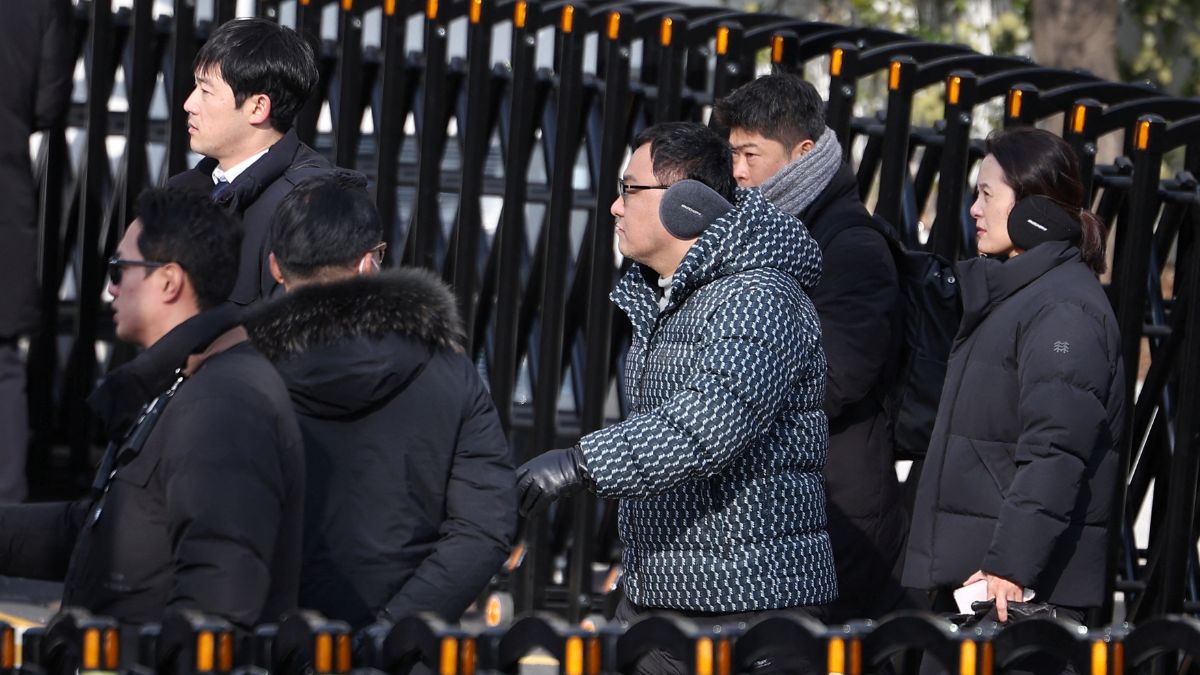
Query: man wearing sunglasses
245,174,516,628
0,189,305,630
167,18,334,306
517,122,834,673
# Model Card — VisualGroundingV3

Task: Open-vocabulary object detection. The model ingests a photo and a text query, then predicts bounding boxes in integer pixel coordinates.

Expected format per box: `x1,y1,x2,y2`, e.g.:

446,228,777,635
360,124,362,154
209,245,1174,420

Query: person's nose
969,195,984,220
732,156,750,186
611,194,624,219
183,86,200,115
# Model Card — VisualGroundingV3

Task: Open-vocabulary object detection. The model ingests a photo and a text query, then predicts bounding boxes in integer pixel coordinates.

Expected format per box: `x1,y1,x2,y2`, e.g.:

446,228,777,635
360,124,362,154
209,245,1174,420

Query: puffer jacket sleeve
385,361,517,621
980,300,1117,587
579,272,822,498
0,500,87,579
160,391,292,629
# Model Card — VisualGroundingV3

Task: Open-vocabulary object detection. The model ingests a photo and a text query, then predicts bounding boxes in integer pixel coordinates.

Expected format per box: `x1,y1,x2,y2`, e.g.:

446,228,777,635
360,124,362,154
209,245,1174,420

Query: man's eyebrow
731,142,760,151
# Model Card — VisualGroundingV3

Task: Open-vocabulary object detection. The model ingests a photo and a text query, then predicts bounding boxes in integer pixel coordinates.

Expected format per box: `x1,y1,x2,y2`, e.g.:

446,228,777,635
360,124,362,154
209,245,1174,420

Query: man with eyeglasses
0,188,305,631
244,174,516,628
516,122,835,674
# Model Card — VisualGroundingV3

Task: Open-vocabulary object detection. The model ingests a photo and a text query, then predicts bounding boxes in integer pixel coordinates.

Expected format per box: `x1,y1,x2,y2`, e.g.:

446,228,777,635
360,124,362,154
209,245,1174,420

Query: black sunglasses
108,257,167,286
617,178,669,197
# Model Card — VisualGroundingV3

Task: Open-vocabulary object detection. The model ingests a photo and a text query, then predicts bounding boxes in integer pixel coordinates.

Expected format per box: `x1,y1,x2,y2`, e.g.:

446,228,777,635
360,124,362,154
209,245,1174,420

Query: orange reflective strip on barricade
831,47,844,76
197,632,215,672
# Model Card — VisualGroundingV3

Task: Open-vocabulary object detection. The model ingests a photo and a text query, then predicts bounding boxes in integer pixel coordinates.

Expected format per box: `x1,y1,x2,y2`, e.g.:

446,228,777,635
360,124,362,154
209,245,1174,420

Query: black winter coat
0,0,72,336
902,242,1125,607
246,269,517,627
0,308,306,627
796,164,908,619
167,129,332,306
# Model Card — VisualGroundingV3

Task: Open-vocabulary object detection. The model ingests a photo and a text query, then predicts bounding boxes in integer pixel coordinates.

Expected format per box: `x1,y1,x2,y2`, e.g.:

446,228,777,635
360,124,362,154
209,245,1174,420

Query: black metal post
874,56,916,234
65,0,116,478
166,0,197,178
450,0,499,346
405,0,450,270
928,70,974,260
333,1,365,168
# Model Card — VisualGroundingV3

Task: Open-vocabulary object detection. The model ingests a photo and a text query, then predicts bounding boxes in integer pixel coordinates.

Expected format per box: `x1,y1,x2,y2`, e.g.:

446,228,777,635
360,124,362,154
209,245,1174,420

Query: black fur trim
245,268,466,361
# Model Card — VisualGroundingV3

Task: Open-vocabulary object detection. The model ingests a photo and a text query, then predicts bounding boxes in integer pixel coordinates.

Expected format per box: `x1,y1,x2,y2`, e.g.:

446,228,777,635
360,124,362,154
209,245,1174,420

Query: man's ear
158,262,188,304
269,252,288,287
245,93,273,126
791,138,816,160
356,251,380,276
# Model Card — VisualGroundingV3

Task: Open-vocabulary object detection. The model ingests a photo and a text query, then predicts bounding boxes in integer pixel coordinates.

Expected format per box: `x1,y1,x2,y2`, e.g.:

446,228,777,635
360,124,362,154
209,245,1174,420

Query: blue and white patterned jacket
580,187,837,612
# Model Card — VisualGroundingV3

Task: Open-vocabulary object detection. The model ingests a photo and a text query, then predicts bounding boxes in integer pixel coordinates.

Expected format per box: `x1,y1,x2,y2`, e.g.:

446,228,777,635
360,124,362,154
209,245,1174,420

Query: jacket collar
956,240,1082,336
611,187,823,338
88,304,244,439
798,163,858,233
245,267,466,362
209,129,305,213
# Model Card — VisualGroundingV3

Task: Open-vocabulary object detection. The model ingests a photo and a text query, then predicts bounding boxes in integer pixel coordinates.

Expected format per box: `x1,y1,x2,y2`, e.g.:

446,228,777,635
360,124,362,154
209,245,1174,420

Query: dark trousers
615,596,826,675
0,340,27,503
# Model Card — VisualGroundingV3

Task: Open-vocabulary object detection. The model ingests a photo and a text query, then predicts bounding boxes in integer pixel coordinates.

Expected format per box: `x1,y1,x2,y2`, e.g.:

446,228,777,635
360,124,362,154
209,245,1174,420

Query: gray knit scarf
758,126,843,216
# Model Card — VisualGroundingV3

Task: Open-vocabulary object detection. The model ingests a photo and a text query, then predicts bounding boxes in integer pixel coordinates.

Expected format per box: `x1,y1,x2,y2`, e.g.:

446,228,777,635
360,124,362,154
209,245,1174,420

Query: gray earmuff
658,179,734,240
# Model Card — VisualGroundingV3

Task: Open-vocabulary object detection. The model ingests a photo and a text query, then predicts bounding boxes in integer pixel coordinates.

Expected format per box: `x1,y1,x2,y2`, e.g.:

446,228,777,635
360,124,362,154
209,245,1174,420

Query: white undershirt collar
212,148,270,186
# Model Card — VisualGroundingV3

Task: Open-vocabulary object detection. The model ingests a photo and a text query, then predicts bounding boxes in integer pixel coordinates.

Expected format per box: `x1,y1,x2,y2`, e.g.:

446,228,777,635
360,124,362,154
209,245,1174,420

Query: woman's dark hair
985,127,1109,274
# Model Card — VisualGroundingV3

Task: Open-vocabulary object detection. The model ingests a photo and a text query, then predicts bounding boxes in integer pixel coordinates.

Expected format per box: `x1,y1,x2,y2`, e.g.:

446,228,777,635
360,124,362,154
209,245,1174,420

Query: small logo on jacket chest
1052,341,1070,354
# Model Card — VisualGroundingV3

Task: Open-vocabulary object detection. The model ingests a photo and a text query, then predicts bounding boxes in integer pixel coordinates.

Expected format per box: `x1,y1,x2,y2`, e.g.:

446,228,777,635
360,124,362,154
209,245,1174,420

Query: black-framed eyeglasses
107,257,167,286
618,178,669,198
369,242,388,266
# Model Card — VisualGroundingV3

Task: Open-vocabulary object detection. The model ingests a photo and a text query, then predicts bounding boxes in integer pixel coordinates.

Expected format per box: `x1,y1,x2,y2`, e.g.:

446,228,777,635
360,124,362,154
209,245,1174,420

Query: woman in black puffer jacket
903,128,1125,630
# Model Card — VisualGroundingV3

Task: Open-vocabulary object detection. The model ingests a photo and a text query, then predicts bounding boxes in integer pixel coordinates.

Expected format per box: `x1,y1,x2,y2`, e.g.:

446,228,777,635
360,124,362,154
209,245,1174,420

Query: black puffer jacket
0,307,306,628
167,129,333,305
902,242,1125,607
797,164,908,620
246,269,516,627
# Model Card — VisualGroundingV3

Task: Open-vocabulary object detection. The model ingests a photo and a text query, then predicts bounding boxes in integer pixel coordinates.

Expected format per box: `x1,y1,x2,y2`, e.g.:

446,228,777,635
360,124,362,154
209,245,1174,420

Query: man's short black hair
135,188,242,310
271,172,381,280
632,122,736,203
712,73,826,150
193,18,317,133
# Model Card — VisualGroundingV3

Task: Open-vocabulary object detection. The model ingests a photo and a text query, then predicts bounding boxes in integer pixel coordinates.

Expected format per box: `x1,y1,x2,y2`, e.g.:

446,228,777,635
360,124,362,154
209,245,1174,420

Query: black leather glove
516,445,590,516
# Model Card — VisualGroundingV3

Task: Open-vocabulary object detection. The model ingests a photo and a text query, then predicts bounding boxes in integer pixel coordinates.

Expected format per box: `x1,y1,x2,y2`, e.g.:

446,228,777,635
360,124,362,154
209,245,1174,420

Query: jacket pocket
937,435,1009,517
968,438,1016,493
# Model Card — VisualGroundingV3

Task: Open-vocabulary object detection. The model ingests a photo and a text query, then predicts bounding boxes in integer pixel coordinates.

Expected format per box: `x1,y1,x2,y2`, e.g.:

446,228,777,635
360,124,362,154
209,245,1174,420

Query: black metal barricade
26,610,1200,675
26,0,1200,632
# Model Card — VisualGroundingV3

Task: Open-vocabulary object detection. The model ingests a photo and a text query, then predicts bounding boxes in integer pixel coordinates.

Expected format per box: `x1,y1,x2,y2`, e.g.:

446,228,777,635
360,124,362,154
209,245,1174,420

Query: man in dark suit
167,17,333,306
0,0,73,503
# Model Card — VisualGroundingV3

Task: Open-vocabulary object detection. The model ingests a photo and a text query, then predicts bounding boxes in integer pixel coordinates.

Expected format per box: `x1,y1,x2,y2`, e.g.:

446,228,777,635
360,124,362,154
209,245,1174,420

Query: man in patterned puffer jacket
518,122,836,636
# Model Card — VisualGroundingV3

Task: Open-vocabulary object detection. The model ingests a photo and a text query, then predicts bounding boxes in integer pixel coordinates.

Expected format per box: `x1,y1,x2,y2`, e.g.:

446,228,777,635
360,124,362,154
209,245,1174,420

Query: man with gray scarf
715,73,917,622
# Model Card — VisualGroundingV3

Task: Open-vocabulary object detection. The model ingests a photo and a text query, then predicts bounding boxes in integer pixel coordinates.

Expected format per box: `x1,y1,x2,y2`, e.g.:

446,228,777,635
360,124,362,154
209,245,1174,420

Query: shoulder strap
182,326,249,377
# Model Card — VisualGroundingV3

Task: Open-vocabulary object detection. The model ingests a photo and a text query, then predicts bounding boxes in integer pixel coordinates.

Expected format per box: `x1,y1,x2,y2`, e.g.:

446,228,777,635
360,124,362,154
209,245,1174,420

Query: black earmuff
1007,194,1082,251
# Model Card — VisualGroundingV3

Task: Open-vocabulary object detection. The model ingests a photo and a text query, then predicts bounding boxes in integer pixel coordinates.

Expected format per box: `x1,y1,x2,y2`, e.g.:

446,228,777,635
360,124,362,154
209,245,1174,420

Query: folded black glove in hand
516,445,590,516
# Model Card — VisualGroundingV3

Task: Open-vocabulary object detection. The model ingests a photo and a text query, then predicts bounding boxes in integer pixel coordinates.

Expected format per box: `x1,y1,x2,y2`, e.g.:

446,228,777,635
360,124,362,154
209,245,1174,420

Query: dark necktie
212,177,231,201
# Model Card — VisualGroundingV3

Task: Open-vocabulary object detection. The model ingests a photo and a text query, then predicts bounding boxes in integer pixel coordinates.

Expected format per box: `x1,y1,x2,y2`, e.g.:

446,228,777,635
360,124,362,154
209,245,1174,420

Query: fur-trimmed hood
245,268,467,419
